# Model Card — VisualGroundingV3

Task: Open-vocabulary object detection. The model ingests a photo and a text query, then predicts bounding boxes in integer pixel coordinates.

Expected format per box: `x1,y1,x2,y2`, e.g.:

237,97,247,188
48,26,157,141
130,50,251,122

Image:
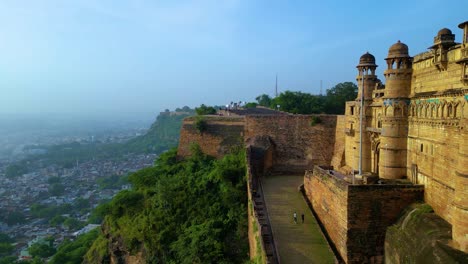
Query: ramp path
261,174,335,264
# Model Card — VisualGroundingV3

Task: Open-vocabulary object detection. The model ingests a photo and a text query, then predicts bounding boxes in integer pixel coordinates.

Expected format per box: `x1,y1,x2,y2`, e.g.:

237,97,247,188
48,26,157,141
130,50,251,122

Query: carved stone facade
343,21,468,252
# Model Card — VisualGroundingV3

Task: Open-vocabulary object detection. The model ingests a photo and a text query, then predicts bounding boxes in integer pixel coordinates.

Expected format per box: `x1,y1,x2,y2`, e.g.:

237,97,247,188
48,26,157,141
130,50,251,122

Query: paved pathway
262,174,335,264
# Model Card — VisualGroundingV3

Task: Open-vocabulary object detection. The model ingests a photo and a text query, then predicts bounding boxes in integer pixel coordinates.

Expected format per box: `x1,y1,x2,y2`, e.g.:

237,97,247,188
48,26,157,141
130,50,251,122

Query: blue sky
0,0,467,115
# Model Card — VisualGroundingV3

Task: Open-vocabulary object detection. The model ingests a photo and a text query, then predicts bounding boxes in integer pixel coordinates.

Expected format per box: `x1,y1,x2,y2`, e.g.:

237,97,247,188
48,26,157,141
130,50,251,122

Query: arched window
420,144,424,152
394,106,401,116
448,104,453,118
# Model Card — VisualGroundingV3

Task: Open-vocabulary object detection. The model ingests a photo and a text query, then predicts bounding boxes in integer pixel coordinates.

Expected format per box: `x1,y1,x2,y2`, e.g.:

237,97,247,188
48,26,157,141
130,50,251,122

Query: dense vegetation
0,234,14,257
195,104,217,115
49,229,101,264
254,82,358,115
85,146,249,263
123,108,194,153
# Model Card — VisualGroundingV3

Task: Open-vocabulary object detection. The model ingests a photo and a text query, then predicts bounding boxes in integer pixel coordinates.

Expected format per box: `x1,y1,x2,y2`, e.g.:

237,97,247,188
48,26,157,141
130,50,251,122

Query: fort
177,21,468,263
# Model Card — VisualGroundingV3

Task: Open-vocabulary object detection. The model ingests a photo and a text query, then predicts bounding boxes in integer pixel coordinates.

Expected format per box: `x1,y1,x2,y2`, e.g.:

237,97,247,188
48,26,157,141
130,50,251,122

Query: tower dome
438,28,452,36
358,52,376,67
431,27,455,48
387,40,409,58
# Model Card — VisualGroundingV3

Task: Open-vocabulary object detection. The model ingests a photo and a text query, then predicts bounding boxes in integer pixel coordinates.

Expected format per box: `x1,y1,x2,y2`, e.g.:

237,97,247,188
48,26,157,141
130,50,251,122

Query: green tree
47,176,61,184
195,104,217,115
255,94,272,107
194,116,207,134
86,147,248,263
0,243,13,256
0,234,12,244
271,91,324,114
49,183,65,196
73,198,90,211
28,243,56,258
1,210,26,226
5,164,28,178
63,218,85,230
0,256,17,264
88,203,111,224
244,102,258,108
49,215,66,226
50,229,101,264
324,82,358,114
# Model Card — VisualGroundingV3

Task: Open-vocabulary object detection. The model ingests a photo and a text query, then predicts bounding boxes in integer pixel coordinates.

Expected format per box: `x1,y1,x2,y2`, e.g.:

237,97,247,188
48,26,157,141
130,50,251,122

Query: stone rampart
178,115,346,173
177,116,245,158
244,115,346,173
304,166,424,263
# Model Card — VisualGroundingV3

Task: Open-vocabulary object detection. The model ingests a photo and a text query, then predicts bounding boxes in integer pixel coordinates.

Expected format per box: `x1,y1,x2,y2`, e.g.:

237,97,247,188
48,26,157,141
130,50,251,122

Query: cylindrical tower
379,41,412,179
356,52,378,100
354,52,378,173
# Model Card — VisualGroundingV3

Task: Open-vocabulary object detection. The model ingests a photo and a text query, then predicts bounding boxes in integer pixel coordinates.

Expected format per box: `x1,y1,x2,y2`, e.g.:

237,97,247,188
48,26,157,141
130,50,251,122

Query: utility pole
320,80,323,95
358,68,365,180
275,74,278,97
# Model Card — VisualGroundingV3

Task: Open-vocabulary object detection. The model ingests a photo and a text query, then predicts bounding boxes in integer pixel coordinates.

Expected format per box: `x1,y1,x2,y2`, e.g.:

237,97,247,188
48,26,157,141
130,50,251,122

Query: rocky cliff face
385,203,468,264
107,235,146,264
84,225,147,264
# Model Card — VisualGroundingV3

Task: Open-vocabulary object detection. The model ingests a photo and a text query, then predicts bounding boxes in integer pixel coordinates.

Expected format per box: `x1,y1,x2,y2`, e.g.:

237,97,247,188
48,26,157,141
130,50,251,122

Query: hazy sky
1,0,467,115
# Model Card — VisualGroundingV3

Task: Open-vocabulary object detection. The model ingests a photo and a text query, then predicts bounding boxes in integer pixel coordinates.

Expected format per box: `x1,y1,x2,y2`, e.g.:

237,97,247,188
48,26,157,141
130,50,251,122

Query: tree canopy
85,147,248,263
250,82,358,115
195,104,217,115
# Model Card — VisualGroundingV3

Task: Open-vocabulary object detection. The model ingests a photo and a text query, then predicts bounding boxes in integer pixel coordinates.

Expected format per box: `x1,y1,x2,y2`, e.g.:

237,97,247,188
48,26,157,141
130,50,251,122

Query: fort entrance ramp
262,174,335,264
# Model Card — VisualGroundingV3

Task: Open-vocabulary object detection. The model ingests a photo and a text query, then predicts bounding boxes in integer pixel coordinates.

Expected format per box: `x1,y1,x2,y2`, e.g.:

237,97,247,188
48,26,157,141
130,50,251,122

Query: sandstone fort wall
177,116,245,158
304,167,424,263
244,115,345,173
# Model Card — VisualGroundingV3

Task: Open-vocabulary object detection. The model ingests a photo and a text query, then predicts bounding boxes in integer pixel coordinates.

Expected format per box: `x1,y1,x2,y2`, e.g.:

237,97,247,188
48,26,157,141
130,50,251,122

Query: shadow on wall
246,135,276,175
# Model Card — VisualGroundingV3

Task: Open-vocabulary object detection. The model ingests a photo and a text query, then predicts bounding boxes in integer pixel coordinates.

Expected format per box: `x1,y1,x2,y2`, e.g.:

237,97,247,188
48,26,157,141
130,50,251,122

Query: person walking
301,213,305,224
293,211,297,224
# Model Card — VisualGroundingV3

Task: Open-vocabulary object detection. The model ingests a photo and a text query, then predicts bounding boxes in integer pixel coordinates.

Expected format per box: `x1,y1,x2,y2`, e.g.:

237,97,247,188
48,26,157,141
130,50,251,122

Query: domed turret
357,52,377,67
438,28,452,36
431,27,455,48
387,40,409,59
356,51,378,101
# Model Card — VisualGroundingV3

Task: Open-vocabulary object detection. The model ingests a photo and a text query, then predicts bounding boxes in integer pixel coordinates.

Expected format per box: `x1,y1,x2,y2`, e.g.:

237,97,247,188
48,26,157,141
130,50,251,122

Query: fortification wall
244,115,345,172
407,108,463,225
412,49,464,94
177,116,245,158
331,115,347,170
304,166,424,263
304,167,348,262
